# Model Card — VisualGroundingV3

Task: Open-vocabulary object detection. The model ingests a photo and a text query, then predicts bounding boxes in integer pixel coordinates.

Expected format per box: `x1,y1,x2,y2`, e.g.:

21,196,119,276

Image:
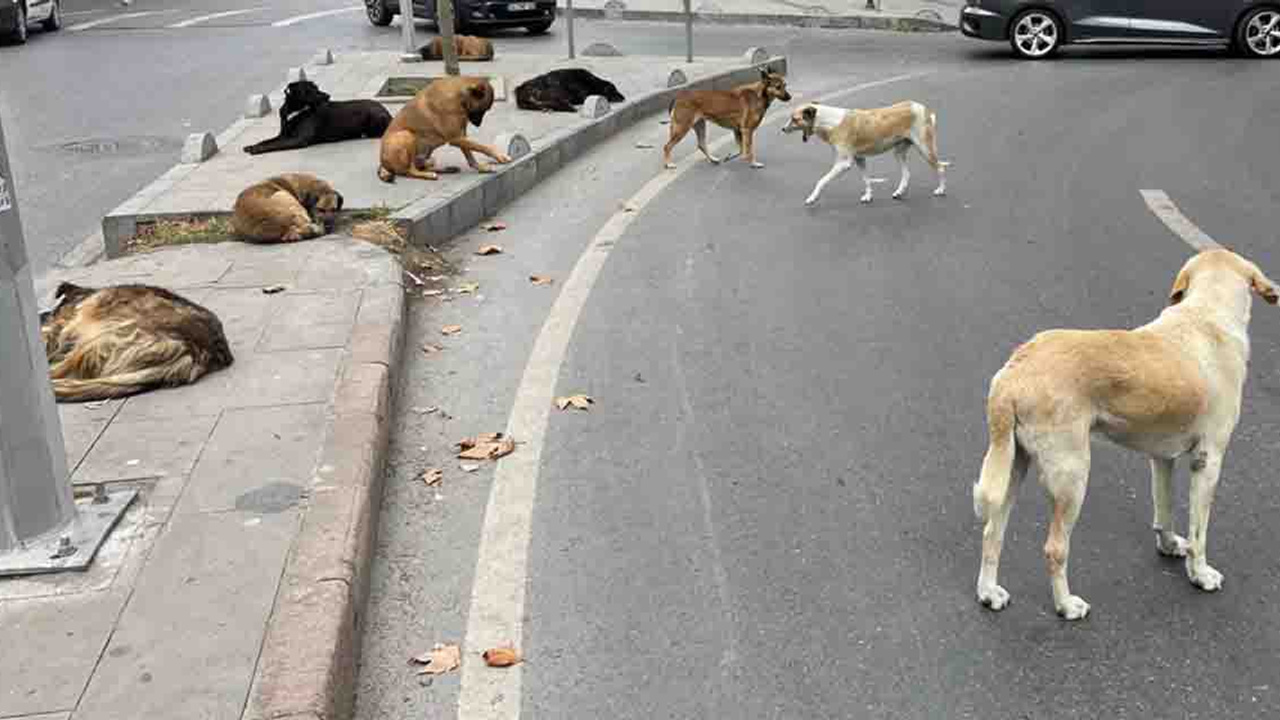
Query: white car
2,0,61,44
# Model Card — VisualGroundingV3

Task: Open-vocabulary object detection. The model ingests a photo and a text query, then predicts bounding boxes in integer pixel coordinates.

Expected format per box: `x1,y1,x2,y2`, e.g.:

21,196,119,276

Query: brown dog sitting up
418,35,495,61
663,69,792,170
231,173,343,243
378,76,510,182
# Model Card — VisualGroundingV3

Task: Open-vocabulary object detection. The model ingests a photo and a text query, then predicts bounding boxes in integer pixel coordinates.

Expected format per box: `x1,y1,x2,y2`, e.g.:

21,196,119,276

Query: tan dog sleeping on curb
378,76,510,182
781,101,949,206
231,173,343,243
41,282,233,402
974,248,1278,620
418,35,494,61
662,69,791,170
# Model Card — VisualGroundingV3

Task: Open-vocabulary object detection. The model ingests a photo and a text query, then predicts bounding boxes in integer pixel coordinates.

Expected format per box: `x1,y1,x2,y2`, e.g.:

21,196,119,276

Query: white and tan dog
781,101,948,206
974,248,1278,620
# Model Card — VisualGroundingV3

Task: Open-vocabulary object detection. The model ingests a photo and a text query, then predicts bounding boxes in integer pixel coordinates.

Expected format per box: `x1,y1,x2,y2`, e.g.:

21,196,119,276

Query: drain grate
53,136,183,157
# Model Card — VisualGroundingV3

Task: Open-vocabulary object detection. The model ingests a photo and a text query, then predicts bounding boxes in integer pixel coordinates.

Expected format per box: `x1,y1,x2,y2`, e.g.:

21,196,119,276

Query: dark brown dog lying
41,282,233,402
662,69,792,170
378,76,510,182
419,35,494,61
231,173,343,243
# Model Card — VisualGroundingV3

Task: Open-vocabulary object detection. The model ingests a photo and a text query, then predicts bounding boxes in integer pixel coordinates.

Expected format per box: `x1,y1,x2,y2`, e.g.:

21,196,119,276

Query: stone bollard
602,0,626,19
667,69,688,87
579,96,611,119
311,49,335,66
286,66,308,83
743,47,770,65
180,132,218,164
582,42,622,57
493,133,532,161
244,94,272,119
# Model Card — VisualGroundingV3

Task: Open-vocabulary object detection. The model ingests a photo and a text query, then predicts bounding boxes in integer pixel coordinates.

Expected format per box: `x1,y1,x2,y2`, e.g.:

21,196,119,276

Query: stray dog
973,249,1278,620
780,101,949,206
243,80,392,155
662,69,791,170
231,173,343,243
419,35,495,61
378,76,510,182
515,68,625,113
41,282,233,402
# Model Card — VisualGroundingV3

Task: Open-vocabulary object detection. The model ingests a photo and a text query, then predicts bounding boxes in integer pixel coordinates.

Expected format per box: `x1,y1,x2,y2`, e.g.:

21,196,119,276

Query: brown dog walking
662,69,791,170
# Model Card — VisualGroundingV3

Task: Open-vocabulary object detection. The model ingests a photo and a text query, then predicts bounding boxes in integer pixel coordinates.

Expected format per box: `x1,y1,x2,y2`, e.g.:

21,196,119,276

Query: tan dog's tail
51,356,199,402
973,388,1016,521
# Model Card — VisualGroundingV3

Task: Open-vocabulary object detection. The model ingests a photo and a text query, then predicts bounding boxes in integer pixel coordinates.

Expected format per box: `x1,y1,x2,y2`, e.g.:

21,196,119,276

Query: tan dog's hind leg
1186,447,1225,591
919,111,948,196
892,143,911,200
693,119,722,165
976,450,1028,611
974,391,1026,612
662,106,696,169
1150,457,1190,557
1038,430,1092,620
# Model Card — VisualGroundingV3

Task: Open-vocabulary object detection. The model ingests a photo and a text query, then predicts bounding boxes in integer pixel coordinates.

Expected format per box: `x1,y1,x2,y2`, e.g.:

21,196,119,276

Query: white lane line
1141,189,1221,251
455,70,934,720
271,7,360,27
168,8,264,28
68,11,161,31
62,9,104,17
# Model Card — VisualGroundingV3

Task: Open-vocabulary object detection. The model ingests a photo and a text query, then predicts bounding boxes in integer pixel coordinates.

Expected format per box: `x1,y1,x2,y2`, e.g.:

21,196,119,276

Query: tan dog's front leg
451,136,511,173
1150,457,1190,557
1186,447,1225,591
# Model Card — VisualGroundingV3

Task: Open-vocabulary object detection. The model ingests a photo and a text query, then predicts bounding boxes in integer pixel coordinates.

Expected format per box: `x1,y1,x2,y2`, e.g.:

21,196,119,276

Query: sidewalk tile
256,289,361,352
72,414,218,486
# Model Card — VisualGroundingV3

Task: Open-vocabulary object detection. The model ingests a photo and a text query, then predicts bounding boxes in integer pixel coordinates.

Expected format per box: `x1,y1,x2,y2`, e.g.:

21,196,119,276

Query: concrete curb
556,6,957,31
243,269,405,720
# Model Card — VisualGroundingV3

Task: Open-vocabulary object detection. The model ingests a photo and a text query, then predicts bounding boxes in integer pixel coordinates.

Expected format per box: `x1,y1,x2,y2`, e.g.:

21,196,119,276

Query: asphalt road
353,26,1280,720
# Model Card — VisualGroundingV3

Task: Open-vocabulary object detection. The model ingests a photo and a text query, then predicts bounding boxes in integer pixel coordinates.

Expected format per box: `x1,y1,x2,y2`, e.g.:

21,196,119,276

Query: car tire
42,0,61,31
1236,7,1280,58
7,3,28,44
1009,9,1062,59
525,20,552,34
366,0,394,27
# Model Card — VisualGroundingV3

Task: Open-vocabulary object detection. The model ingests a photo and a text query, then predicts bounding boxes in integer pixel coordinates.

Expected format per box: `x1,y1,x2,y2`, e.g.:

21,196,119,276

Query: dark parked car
365,0,554,34
960,0,1280,59
1,0,61,44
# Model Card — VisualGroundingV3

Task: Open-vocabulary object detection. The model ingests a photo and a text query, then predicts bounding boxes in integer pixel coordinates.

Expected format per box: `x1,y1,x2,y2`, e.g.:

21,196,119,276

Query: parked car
960,0,1280,59
365,0,555,34
1,0,61,44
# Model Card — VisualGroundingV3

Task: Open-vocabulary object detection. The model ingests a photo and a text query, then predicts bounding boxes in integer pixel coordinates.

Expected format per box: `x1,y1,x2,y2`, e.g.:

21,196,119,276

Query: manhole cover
53,136,182,157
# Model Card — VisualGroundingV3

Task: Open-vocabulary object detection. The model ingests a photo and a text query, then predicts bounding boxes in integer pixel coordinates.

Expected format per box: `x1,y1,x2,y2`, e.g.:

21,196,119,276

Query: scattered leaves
475,244,504,256
421,468,443,486
483,647,522,667
555,394,594,411
529,275,554,286
456,432,516,461
262,285,287,294
483,220,508,232
441,325,463,336
454,282,480,295
412,644,461,675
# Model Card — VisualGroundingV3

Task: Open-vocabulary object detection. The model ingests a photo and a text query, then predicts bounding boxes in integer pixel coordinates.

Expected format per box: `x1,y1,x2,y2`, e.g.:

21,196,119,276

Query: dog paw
860,194,874,204
977,584,1011,612
933,187,947,197
494,153,512,164
1055,595,1091,621
892,190,907,200
707,156,722,165
664,162,678,170
1188,562,1224,592
1156,532,1189,558
804,196,818,207
750,161,765,169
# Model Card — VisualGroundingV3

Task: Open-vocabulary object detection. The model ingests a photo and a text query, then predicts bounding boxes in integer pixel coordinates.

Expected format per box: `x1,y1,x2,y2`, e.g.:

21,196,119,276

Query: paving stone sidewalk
1,237,403,720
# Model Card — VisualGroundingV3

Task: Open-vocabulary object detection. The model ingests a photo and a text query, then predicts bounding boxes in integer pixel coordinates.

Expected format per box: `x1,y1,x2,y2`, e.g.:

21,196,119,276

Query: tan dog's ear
1251,269,1279,305
800,106,816,143
1169,267,1191,305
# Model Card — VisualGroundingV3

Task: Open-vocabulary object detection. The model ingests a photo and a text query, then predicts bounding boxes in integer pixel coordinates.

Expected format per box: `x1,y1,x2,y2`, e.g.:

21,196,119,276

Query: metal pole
0,114,74,556
398,0,421,62
566,0,575,59
683,0,693,63
438,0,461,75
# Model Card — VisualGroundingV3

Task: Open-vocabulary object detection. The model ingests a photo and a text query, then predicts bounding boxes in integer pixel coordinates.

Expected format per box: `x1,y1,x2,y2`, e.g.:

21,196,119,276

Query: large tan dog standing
781,101,948,206
974,249,1278,620
662,69,791,170
378,76,510,182
231,173,343,243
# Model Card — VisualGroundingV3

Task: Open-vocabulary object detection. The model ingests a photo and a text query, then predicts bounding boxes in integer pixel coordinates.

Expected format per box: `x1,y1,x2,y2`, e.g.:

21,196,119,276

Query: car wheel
525,20,552,34
366,0,394,26
1009,9,1062,59
7,3,28,44
42,0,61,31
1237,7,1280,58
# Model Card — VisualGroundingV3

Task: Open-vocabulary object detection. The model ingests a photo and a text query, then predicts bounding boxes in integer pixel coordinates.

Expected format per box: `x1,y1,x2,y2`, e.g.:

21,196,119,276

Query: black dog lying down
515,69,625,113
244,80,392,155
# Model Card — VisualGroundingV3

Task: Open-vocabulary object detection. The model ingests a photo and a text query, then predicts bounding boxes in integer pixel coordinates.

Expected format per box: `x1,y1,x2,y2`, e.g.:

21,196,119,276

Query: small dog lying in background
231,173,344,243
243,80,392,155
515,68,625,112
419,35,495,61
41,282,233,402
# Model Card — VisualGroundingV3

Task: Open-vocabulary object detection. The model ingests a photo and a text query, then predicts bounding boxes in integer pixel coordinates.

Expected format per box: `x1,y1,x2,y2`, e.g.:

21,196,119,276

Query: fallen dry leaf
475,244,504,256
635,141,655,149
421,468,443,486
555,394,594,411
412,644,461,675
422,343,445,355
454,282,480,295
483,220,507,232
262,285,287,294
440,325,463,336
621,203,638,213
422,289,445,297
460,462,481,473
411,406,440,415
456,432,516,461
529,275,554,286
483,647,522,668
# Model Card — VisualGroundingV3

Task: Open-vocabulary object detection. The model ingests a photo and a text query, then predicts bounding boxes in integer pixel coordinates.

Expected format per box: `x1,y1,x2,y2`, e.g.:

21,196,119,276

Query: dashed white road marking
68,11,161,31
168,8,264,28
271,7,360,27
454,70,934,720
1141,189,1221,251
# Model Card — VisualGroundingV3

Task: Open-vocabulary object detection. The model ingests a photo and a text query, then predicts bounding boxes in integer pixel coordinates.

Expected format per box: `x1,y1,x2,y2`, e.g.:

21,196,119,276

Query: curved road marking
68,11,160,31
456,71,934,719
168,8,264,28
271,7,360,27
1140,189,1221,251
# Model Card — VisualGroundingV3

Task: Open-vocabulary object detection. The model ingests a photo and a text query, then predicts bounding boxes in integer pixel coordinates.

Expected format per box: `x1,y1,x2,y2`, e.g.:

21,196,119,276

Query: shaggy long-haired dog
40,282,234,402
